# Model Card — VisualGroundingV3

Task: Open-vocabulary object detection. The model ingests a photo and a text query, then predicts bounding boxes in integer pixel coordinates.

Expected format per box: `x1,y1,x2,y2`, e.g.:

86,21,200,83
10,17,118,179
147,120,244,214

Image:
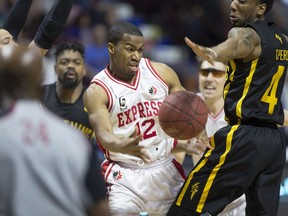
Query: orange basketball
158,90,208,140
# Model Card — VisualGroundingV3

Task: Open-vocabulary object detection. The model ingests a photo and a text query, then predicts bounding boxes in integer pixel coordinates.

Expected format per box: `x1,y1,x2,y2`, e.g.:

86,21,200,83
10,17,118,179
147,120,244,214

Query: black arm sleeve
1,0,33,41
33,0,74,49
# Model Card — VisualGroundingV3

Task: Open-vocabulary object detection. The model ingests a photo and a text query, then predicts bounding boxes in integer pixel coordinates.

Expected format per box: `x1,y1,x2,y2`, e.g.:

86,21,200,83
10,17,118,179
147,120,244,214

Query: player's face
199,68,226,103
109,34,144,82
230,0,263,27
0,29,17,48
55,50,86,89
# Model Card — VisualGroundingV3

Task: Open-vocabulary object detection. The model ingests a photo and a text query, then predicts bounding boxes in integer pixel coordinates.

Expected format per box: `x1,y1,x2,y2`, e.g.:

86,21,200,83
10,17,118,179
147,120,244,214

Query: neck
205,98,224,117
108,65,135,84
56,82,83,103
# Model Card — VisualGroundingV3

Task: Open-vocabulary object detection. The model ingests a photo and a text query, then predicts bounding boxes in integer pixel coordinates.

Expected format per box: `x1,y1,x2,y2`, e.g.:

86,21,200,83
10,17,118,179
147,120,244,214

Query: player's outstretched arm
29,0,74,55
83,84,151,163
185,27,260,64
1,0,33,41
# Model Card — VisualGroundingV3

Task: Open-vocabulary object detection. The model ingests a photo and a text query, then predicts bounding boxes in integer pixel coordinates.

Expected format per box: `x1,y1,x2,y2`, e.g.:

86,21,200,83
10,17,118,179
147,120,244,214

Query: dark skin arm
186,28,288,126
184,27,261,64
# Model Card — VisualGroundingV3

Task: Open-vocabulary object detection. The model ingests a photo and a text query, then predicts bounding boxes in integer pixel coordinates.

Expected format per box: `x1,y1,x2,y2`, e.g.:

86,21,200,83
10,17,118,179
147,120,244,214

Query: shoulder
84,83,109,105
42,83,56,95
41,83,57,103
149,61,176,79
228,26,259,40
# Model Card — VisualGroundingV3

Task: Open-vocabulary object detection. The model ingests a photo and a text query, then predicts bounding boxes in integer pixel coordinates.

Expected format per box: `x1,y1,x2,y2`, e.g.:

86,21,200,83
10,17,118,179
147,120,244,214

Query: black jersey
42,83,95,143
225,20,288,125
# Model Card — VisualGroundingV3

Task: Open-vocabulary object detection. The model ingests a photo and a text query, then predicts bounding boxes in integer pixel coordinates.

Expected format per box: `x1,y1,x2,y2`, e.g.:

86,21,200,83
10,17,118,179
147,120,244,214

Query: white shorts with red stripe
102,155,185,216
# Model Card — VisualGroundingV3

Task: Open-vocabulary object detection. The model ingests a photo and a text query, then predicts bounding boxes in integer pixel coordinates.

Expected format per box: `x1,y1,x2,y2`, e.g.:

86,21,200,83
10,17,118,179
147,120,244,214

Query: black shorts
167,124,286,216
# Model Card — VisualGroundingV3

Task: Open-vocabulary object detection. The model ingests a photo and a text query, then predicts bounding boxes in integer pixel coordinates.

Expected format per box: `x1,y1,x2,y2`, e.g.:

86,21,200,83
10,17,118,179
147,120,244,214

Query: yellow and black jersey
224,20,288,126
41,83,95,143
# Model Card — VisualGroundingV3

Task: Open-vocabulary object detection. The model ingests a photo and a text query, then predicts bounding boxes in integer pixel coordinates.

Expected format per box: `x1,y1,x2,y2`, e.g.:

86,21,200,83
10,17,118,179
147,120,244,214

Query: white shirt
91,58,176,163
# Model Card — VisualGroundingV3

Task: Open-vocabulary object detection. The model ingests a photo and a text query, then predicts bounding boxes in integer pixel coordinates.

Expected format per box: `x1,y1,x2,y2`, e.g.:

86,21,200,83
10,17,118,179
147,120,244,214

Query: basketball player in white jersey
0,46,110,216
83,22,203,216
173,60,246,216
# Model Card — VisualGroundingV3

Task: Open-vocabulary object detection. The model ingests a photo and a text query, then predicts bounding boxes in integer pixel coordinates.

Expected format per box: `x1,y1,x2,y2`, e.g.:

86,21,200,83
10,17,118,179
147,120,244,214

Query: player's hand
176,138,205,155
119,127,151,163
196,130,214,150
184,36,217,64
185,138,206,155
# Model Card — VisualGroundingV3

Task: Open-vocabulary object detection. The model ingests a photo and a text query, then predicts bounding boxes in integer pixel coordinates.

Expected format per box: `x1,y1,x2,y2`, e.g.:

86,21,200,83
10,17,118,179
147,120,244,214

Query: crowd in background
1,1,288,213
1,0,288,91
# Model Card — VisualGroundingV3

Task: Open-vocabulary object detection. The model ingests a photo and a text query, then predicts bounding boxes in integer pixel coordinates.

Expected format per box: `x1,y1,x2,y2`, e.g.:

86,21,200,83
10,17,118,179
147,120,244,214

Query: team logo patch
190,182,200,200
112,170,122,180
148,86,157,95
119,96,127,111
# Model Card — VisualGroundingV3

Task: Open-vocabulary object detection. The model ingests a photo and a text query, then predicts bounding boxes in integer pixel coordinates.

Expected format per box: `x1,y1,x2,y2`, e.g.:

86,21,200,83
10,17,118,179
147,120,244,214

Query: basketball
158,90,208,140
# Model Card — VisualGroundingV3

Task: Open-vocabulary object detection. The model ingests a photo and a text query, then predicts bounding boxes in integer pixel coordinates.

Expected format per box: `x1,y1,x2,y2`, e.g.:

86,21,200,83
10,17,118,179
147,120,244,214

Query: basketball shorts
102,155,185,216
167,124,286,215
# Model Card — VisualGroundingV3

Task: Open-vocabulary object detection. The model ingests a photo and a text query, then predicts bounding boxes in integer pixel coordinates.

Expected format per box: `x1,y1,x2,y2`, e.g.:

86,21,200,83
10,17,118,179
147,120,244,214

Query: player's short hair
54,41,85,60
0,46,43,99
107,22,143,45
259,0,274,13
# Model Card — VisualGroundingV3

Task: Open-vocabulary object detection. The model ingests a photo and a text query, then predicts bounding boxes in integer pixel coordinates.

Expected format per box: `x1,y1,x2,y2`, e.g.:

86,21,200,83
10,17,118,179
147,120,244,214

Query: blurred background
1,0,287,90
1,0,288,214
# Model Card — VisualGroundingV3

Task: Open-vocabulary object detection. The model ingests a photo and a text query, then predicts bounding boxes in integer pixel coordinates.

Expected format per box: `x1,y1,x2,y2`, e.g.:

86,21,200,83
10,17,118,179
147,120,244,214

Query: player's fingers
184,139,202,155
130,126,140,138
132,134,142,144
185,37,215,64
139,148,151,163
205,142,214,150
195,141,206,152
184,36,195,49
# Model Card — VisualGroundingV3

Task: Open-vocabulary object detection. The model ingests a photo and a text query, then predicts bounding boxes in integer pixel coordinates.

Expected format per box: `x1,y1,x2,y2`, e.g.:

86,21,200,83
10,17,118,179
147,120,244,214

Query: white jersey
198,93,246,216
206,108,226,139
91,58,176,163
0,100,91,216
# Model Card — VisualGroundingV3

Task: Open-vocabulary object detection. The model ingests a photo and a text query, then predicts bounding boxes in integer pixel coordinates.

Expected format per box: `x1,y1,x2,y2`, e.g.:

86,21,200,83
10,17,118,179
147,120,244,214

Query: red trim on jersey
144,58,169,89
95,138,111,161
90,79,113,112
172,158,186,179
208,108,225,122
101,160,110,176
104,67,140,90
104,161,115,182
173,139,178,149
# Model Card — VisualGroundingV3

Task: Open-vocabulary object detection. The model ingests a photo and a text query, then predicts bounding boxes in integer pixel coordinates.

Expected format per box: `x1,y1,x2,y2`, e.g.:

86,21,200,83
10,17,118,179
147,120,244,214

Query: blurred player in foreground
0,46,110,216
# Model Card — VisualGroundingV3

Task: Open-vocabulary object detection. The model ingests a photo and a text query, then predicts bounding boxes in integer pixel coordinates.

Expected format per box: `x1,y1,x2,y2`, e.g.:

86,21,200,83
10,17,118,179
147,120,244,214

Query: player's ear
54,64,58,75
257,3,267,16
107,42,114,54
